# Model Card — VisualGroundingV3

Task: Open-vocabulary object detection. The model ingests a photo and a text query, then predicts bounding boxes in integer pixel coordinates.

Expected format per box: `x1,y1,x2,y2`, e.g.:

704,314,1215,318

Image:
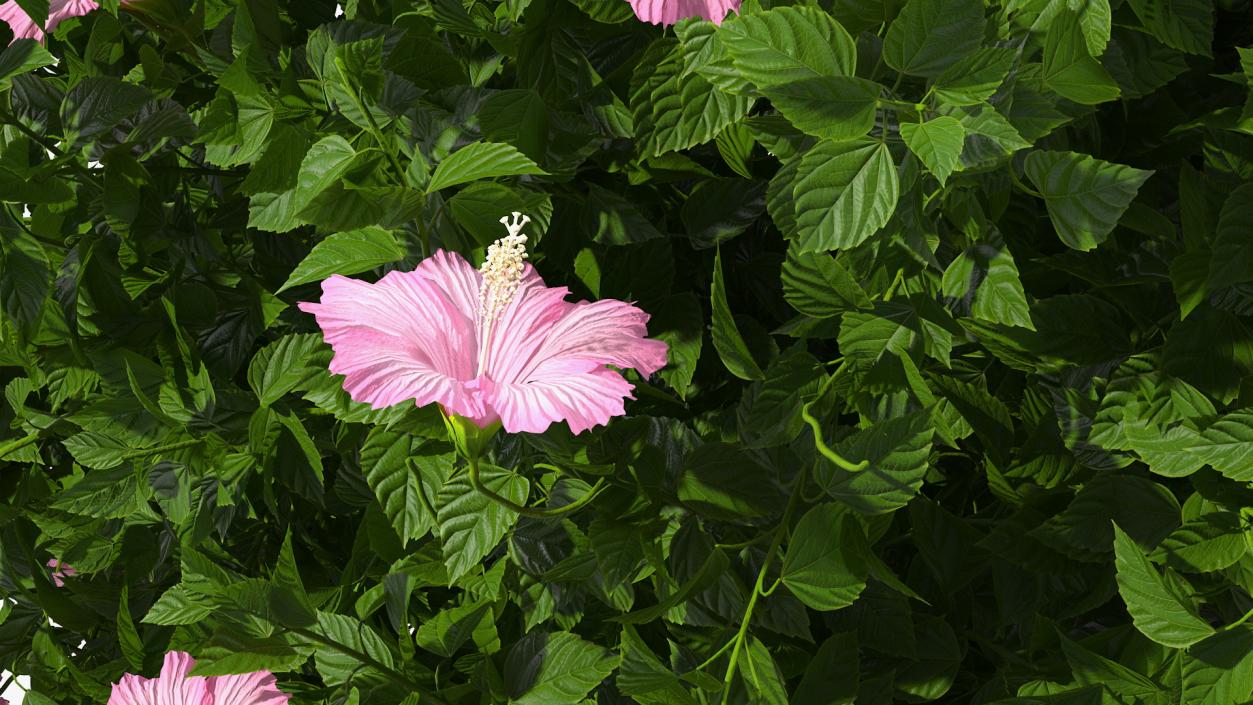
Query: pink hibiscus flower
47,558,76,587
108,651,290,705
299,213,669,436
0,0,117,43
627,0,740,25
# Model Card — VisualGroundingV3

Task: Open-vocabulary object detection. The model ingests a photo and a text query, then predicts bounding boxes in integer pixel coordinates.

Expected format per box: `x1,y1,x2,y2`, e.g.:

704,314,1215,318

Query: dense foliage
2,0,1253,703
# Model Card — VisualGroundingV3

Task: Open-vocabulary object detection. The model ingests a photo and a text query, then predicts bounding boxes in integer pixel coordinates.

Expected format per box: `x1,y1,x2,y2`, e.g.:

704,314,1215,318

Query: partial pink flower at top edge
108,651,291,705
46,558,77,587
299,213,670,436
627,0,740,26
0,0,117,43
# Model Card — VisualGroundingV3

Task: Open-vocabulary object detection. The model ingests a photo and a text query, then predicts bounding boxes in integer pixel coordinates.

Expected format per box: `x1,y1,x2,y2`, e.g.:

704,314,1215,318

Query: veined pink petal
47,0,99,27
298,260,492,425
0,1,44,41
108,652,208,705
207,670,291,705
485,361,636,435
47,558,76,587
627,0,739,25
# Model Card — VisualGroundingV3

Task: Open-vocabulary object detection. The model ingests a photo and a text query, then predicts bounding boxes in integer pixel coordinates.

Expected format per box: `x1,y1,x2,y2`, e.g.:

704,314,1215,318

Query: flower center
479,211,531,324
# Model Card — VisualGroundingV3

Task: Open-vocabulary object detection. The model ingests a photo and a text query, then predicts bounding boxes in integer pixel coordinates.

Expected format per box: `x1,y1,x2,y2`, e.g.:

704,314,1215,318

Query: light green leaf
436,463,528,584
650,293,703,400
941,242,1034,329
1023,150,1153,251
362,429,437,544
1041,10,1121,105
1191,412,1253,482
631,38,754,157
901,116,965,185
427,142,547,193
249,135,358,233
932,47,1015,106
1113,523,1215,649
764,76,880,142
781,505,869,611
504,631,620,705
143,584,214,625
719,5,856,87
1182,627,1253,705
1149,514,1248,573
793,140,899,252
883,0,985,77
781,243,872,318
814,412,934,515
0,39,55,84
278,227,406,293
248,334,324,406
711,248,765,381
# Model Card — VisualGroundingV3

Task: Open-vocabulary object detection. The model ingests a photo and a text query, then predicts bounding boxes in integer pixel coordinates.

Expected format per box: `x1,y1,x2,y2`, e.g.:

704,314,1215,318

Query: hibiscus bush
3,0,1253,703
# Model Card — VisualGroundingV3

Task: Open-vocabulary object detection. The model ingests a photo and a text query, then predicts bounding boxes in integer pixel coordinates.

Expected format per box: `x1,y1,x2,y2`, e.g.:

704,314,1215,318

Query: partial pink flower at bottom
299,213,670,436
108,651,290,705
46,558,76,587
627,0,740,25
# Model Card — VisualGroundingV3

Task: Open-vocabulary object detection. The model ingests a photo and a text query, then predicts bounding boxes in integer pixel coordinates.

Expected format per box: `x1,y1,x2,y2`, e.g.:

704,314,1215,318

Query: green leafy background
2,0,1253,703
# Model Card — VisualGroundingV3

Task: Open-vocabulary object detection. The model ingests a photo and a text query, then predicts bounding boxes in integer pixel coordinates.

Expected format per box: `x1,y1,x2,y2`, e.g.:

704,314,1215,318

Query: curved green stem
719,464,810,705
1221,605,1253,632
468,457,605,519
0,432,40,461
1007,164,1044,199
800,376,869,473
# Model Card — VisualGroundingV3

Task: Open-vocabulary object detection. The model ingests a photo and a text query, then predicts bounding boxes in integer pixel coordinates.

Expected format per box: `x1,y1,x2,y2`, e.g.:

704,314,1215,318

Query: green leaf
901,116,965,185
814,412,934,515
0,39,55,84
1126,0,1213,56
143,584,215,625
793,140,899,252
650,293,703,400
677,443,781,521
1182,627,1253,705
792,632,858,705
1113,523,1215,649
710,248,765,381
738,348,827,448
1149,514,1248,573
1191,412,1253,482
248,135,358,233
1041,10,1121,105
247,334,323,406
719,5,857,88
427,141,547,193
436,463,528,584
278,227,406,293
1023,150,1153,251
504,631,620,705
781,505,869,611
362,429,436,544
60,77,152,150
941,242,1034,330
883,0,985,77
631,38,754,157
933,47,1015,106
1206,182,1253,292
764,76,880,142
781,243,872,318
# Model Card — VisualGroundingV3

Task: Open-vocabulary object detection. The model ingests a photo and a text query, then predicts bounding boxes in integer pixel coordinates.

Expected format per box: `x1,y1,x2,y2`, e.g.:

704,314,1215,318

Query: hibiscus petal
488,293,669,386
413,249,482,326
152,652,209,705
627,0,739,25
107,673,158,705
0,1,44,41
299,271,489,423
485,360,635,435
47,0,98,29
207,671,290,705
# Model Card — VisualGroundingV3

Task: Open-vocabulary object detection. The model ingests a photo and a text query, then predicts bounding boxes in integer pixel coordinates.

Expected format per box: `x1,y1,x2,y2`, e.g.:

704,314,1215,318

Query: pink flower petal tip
0,0,108,43
626,0,740,25
47,558,76,587
299,212,670,436
108,651,291,705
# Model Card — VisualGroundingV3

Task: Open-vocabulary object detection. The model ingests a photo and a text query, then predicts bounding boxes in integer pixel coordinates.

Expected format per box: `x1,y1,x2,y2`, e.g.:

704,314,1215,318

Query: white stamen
478,212,531,324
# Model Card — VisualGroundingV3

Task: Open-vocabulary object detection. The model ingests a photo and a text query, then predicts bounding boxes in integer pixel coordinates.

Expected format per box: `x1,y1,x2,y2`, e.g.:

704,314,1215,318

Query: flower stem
800,375,869,473
0,432,40,460
719,463,809,705
467,457,606,519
